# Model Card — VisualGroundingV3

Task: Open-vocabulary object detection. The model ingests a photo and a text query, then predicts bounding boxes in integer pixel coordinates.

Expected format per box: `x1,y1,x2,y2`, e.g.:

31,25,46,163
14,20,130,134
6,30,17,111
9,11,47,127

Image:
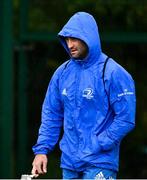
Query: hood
58,12,102,67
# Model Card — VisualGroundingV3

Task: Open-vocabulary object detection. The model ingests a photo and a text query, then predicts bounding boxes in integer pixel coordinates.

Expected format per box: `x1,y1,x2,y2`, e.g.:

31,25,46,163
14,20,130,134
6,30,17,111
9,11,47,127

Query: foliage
26,0,147,32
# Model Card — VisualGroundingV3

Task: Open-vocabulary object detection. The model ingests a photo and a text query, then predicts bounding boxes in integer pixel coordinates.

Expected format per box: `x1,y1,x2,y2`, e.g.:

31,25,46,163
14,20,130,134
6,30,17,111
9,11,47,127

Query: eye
65,37,78,43
65,37,69,42
71,37,78,42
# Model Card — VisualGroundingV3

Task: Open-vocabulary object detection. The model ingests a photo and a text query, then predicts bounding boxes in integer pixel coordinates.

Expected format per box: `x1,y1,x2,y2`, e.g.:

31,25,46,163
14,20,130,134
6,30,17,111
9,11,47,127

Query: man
31,12,136,179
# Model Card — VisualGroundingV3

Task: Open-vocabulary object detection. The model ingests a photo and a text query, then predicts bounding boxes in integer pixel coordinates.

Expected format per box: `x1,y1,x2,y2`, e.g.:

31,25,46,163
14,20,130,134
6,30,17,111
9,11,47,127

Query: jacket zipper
73,65,82,156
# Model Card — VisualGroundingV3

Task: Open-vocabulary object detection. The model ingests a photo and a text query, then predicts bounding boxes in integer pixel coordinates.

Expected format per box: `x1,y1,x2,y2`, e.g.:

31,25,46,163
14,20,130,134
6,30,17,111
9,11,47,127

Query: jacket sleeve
32,71,63,155
97,68,136,151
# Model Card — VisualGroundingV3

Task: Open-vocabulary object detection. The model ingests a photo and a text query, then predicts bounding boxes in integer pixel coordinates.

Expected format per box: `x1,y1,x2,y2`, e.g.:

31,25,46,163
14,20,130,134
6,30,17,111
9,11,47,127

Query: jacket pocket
81,133,101,155
91,134,101,154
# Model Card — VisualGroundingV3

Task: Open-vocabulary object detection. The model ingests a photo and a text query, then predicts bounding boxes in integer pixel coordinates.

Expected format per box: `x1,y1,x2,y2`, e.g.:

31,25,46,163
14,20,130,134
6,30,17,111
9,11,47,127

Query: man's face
65,37,88,59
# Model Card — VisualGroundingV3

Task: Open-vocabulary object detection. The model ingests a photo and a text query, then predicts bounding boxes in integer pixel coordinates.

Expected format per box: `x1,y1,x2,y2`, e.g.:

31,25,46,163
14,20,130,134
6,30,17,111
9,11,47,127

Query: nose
66,38,73,49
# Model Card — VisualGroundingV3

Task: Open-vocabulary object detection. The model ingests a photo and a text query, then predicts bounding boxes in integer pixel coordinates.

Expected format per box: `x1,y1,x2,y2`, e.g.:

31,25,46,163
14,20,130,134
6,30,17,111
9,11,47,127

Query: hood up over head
58,12,102,67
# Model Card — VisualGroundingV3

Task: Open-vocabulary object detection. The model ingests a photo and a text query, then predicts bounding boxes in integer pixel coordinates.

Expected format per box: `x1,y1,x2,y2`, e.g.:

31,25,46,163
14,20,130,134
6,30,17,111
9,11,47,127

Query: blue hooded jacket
32,12,136,172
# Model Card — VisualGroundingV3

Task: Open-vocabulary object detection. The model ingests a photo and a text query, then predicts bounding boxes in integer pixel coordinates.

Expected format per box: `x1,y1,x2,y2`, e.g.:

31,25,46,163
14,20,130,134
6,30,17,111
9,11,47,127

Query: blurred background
0,0,147,178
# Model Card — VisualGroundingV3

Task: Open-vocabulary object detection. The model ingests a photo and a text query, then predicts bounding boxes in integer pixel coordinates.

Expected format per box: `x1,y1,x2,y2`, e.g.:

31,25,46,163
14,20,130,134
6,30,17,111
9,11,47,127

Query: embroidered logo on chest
82,88,94,99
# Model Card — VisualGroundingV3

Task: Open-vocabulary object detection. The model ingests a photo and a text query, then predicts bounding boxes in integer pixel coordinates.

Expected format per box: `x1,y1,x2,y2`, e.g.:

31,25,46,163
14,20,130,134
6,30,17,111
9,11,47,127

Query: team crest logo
82,88,94,99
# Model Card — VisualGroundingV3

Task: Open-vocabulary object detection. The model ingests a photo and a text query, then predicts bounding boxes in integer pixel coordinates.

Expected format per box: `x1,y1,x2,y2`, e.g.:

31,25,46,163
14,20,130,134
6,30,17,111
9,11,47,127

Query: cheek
81,46,88,55
77,47,84,54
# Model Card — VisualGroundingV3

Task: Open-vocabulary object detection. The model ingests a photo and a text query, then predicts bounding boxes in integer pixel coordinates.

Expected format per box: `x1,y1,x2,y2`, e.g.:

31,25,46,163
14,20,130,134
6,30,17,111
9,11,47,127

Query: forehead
65,37,79,41
65,37,87,46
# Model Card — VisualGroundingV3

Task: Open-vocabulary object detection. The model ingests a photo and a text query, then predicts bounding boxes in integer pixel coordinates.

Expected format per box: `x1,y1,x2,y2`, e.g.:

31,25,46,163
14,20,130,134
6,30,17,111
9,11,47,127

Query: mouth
70,49,77,54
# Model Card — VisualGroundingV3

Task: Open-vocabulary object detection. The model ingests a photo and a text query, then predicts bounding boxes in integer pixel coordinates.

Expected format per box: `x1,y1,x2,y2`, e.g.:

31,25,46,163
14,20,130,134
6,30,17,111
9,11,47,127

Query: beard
70,47,88,59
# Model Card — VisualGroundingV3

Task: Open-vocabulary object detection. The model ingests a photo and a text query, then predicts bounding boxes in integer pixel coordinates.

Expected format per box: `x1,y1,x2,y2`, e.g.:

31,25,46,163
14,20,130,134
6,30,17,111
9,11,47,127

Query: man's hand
31,154,48,177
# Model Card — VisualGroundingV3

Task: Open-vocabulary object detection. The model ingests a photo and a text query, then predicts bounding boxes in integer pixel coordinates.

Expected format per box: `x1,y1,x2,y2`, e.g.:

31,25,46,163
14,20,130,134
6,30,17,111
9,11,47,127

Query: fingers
42,159,47,173
31,164,39,177
31,165,36,175
31,154,48,177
